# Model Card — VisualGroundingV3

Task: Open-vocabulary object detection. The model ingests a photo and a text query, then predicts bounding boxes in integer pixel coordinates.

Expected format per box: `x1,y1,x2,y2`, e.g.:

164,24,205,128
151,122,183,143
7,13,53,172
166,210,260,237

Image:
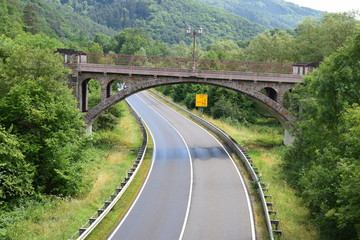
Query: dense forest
0,0,359,238
281,32,360,239
60,0,267,44
61,0,323,43
0,0,115,43
197,0,324,29
0,0,323,45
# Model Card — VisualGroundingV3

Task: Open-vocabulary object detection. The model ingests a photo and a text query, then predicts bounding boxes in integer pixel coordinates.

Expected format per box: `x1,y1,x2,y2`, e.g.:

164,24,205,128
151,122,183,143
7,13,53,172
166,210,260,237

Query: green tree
0,43,86,197
0,126,34,206
335,106,360,236
87,42,104,53
205,39,244,60
245,30,296,62
295,12,359,62
112,28,152,54
0,0,24,37
23,3,40,34
283,28,360,239
169,41,191,58
94,33,112,53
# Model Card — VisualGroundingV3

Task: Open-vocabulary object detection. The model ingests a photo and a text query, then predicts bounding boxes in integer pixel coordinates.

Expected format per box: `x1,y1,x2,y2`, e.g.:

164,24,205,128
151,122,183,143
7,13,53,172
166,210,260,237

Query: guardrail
83,52,294,75
68,102,148,240
150,90,282,240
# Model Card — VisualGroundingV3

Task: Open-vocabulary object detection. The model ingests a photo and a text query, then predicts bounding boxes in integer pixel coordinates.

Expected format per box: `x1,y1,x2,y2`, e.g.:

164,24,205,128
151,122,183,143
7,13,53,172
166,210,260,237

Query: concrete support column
85,124,92,135
284,129,294,146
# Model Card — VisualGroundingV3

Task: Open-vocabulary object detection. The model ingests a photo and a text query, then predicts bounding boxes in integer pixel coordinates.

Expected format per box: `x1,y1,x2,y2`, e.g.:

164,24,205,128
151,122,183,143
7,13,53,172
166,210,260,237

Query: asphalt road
108,91,255,240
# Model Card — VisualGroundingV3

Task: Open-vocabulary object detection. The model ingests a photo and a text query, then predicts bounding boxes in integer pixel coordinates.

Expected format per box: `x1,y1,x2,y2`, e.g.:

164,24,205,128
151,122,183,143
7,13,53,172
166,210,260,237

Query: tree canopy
282,28,360,239
0,34,86,206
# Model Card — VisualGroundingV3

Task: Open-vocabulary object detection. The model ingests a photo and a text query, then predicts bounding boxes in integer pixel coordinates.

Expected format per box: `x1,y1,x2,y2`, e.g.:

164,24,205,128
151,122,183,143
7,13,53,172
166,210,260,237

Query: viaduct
60,50,313,145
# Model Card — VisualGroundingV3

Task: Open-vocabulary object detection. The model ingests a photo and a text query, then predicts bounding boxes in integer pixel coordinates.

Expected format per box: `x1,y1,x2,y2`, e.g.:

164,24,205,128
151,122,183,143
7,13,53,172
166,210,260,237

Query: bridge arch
262,87,278,102
79,78,104,112
106,79,126,98
77,73,296,136
64,52,304,145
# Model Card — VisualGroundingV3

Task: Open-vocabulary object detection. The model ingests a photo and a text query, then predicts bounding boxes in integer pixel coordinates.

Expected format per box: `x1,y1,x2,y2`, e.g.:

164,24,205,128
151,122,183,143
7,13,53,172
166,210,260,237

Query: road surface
108,91,255,240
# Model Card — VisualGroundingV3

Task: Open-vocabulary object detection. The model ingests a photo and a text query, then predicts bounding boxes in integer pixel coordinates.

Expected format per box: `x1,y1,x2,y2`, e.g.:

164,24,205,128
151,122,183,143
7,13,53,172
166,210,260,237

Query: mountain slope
196,0,324,29
60,0,267,44
0,0,116,42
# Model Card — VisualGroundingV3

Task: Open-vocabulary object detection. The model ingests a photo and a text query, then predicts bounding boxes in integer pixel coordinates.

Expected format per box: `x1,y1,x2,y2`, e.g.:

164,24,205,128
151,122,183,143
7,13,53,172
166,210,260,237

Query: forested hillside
0,0,324,46
197,0,324,29
0,0,115,44
61,0,267,44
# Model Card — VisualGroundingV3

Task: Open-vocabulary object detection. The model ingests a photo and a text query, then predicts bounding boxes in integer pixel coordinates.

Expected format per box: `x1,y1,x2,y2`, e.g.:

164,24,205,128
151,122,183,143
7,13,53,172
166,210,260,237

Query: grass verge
1,101,147,240
86,133,152,239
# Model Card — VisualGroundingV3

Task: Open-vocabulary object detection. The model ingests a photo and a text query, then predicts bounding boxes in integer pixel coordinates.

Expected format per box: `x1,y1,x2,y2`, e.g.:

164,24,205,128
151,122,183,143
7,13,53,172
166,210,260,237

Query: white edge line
107,96,156,240
135,93,194,240
108,94,194,240
76,99,148,240
149,92,256,240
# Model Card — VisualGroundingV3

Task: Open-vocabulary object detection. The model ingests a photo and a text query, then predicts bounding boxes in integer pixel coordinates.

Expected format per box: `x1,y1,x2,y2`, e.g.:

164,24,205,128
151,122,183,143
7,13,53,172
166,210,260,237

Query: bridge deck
77,64,303,83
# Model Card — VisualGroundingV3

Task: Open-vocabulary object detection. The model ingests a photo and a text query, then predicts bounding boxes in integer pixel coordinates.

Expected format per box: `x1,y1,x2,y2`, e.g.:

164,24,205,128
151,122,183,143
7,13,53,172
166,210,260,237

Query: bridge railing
84,52,294,75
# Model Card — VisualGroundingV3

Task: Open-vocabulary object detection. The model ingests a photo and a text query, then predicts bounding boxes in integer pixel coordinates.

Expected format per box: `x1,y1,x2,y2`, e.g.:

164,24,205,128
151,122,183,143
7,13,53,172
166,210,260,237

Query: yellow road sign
195,94,208,107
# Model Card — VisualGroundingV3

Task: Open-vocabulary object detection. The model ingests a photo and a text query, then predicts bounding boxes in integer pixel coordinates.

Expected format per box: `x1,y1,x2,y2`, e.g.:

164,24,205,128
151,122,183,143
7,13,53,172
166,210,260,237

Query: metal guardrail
68,102,148,240
83,52,294,75
77,63,302,84
150,90,281,240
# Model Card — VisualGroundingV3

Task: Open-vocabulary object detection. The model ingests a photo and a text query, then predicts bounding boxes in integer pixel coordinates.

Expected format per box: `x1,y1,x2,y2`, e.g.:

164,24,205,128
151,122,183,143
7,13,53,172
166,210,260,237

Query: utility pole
186,26,203,71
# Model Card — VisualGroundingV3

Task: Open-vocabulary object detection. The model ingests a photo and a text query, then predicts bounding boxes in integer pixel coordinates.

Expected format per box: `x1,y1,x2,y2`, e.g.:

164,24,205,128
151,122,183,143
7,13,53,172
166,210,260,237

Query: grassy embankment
151,91,319,240
2,94,319,240
1,101,151,240
207,118,319,239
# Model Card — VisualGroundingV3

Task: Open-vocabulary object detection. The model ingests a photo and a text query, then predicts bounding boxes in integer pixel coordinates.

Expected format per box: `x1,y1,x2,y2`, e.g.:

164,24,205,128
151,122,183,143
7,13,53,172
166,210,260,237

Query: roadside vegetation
0,99,143,239
86,135,153,240
1,2,359,238
282,31,360,239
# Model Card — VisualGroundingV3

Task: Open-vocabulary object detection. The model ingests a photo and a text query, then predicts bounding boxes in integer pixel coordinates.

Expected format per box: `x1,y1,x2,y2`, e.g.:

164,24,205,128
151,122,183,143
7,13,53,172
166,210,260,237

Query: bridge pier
284,129,294,146
85,124,93,135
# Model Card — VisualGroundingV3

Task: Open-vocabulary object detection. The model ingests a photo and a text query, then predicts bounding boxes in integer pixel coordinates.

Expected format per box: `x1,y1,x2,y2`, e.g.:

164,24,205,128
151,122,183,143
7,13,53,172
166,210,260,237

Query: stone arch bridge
62,51,308,144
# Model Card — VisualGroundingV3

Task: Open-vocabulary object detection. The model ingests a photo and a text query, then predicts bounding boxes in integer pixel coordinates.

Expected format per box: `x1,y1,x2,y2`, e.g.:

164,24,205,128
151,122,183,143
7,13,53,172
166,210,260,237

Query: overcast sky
285,0,360,13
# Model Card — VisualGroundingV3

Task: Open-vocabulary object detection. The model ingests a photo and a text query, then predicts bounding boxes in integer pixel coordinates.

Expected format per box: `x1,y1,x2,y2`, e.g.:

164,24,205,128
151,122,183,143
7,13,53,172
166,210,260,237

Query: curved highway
108,91,255,240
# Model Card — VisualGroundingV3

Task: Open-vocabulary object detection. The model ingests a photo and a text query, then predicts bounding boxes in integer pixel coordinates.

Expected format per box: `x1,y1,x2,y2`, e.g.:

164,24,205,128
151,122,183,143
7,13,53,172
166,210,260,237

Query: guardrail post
79,228,87,235
271,220,280,229
89,218,96,225
104,201,111,209
97,209,104,216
